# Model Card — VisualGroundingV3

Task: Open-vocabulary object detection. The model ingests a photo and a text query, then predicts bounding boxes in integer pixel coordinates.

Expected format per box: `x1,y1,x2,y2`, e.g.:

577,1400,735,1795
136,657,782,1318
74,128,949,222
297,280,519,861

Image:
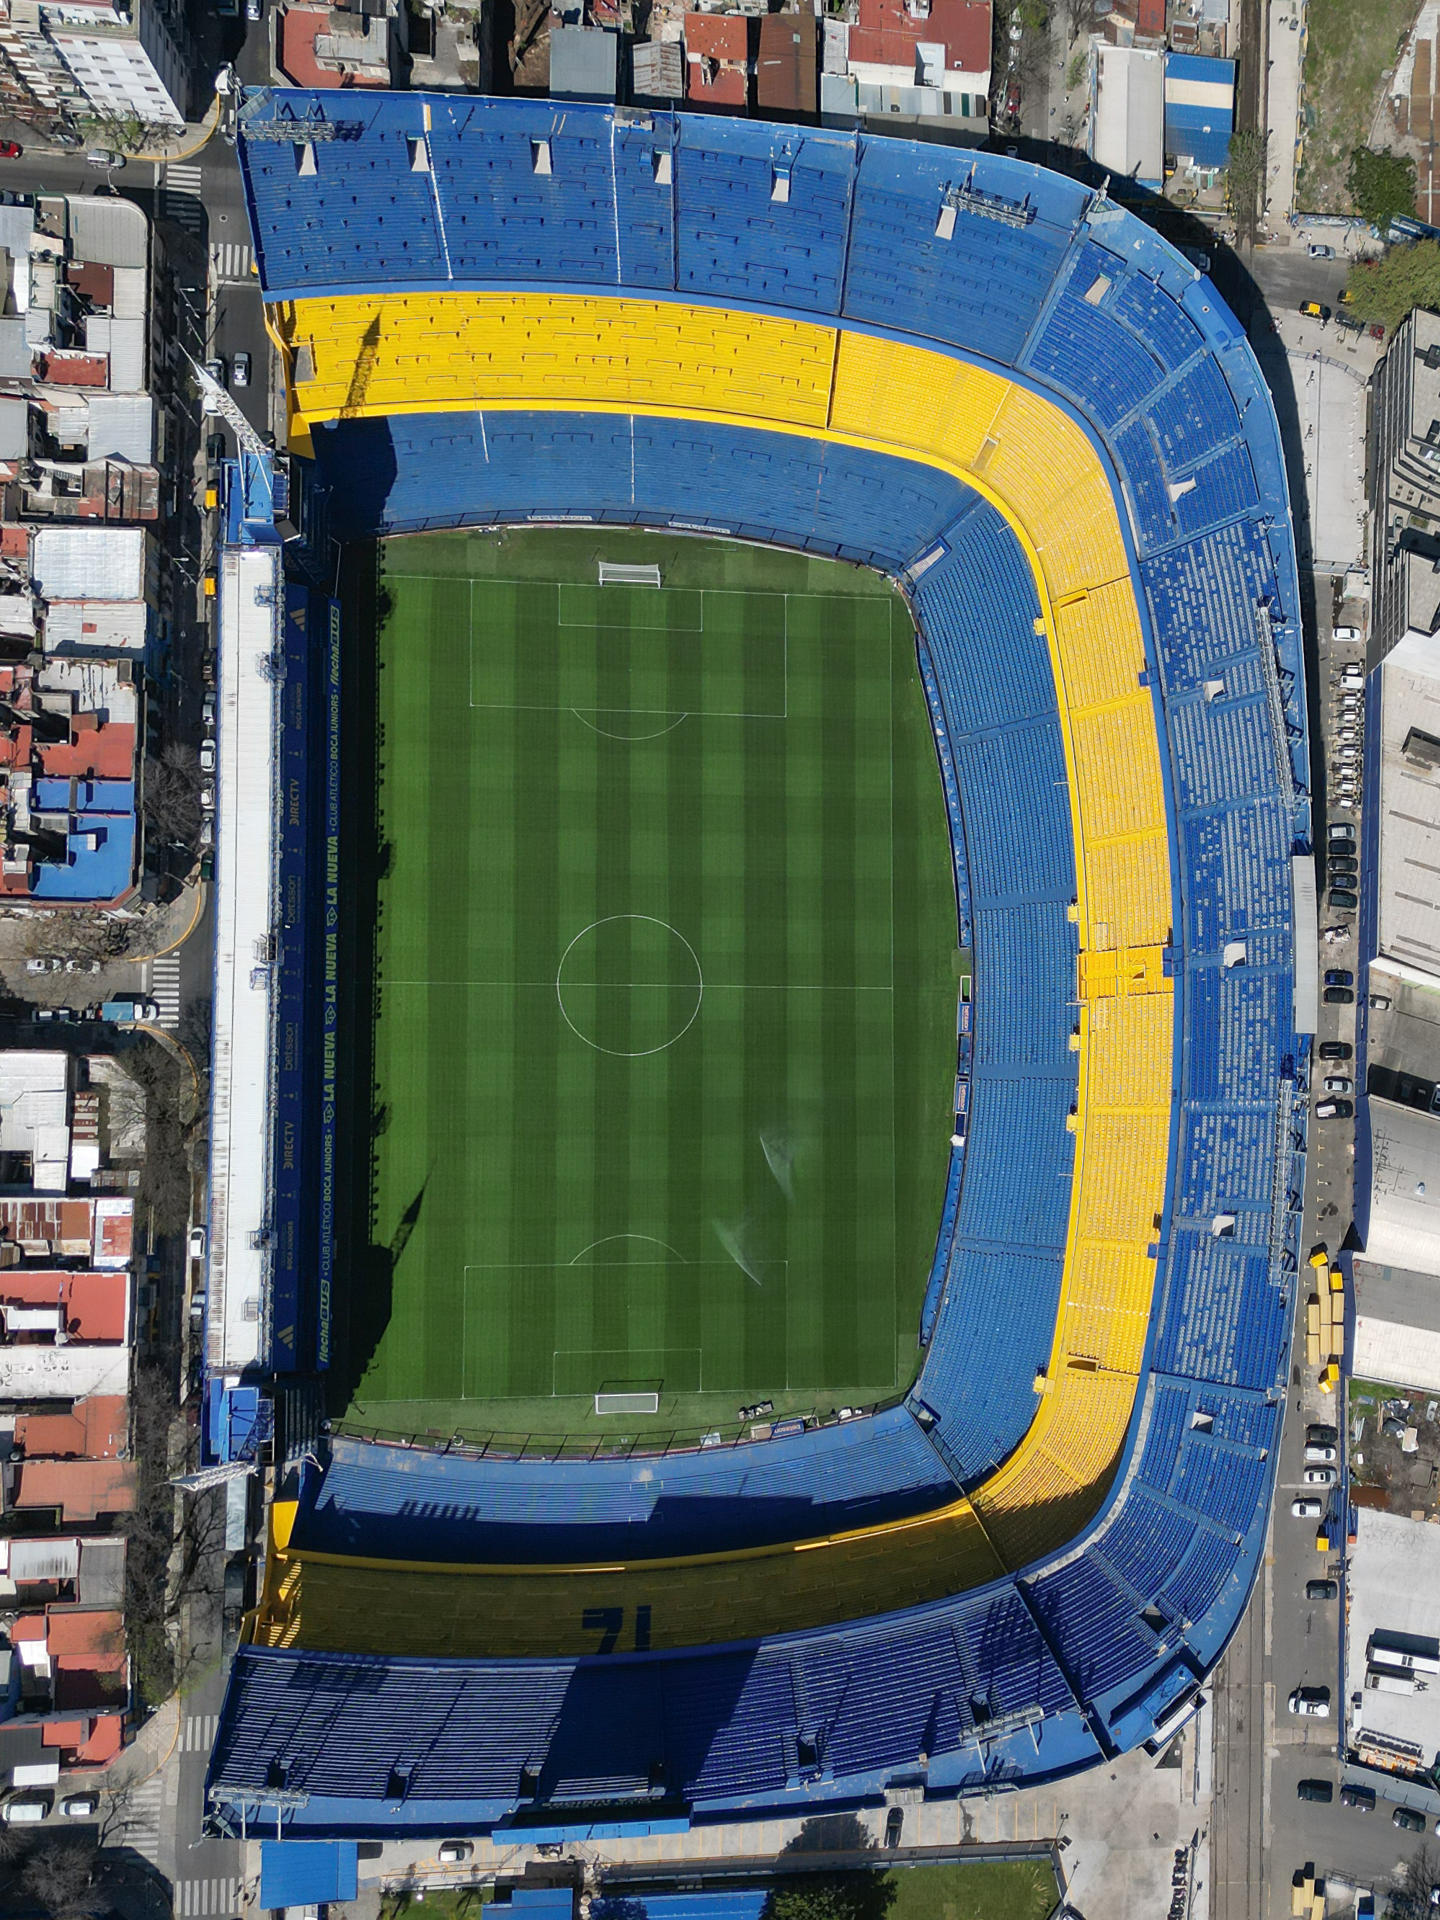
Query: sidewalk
1264,0,1305,229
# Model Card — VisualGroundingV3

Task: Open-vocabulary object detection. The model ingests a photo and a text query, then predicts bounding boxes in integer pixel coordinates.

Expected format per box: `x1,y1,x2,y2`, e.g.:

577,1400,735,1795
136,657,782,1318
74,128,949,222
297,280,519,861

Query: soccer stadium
201,94,1312,1837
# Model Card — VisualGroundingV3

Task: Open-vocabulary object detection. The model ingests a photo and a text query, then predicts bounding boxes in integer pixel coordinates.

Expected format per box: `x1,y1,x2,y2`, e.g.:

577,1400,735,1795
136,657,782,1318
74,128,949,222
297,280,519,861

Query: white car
1288,1687,1331,1717
1304,1467,1337,1487
24,958,46,974
438,1842,472,1863
201,783,216,811
1323,1077,1352,1095
60,1794,98,1818
1308,243,1336,259
1334,626,1362,642
1305,1443,1338,1464
199,740,216,773
1291,1497,1323,1518
189,1225,206,1263
2,1795,50,1822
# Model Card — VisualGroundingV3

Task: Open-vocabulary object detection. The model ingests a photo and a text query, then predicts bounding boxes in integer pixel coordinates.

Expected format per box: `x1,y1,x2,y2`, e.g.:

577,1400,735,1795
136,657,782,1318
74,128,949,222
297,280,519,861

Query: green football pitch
340,527,959,1440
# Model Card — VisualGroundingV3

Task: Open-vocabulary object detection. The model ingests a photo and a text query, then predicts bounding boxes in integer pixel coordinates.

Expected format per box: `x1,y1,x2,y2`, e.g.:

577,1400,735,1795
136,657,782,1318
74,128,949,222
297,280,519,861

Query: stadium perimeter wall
206,95,1312,1834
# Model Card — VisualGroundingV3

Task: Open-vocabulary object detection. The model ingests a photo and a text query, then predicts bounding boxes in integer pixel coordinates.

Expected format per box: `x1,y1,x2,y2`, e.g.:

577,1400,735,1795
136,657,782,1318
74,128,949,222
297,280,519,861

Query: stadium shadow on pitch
327,540,399,1418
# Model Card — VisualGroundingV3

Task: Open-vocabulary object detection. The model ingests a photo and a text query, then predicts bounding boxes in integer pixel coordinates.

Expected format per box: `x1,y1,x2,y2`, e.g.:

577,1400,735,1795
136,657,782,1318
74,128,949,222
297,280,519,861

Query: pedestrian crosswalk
180,1712,218,1754
148,954,181,1030
176,1878,241,1917
115,1772,162,1863
210,241,254,284
160,161,204,236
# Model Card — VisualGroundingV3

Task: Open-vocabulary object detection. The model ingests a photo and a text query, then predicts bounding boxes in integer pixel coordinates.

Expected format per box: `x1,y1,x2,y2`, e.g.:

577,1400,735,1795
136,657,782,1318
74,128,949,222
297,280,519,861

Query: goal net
598,562,662,587
595,1391,661,1415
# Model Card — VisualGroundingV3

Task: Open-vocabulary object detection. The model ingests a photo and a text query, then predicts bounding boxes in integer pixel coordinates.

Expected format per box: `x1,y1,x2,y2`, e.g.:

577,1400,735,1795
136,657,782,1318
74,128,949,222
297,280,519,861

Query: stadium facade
202,92,1315,1837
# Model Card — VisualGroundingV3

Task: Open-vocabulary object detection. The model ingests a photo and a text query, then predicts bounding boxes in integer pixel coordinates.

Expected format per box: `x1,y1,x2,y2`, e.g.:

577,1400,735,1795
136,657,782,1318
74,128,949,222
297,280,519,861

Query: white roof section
0,1051,69,1190
1377,632,1440,977
64,196,147,271
1354,1257,1440,1394
31,525,144,603
207,543,279,1374
83,314,144,394
44,601,146,656
37,657,137,727
0,1344,128,1400
1091,44,1165,188
83,392,153,464
1362,1099,1440,1273
1345,1508,1440,1766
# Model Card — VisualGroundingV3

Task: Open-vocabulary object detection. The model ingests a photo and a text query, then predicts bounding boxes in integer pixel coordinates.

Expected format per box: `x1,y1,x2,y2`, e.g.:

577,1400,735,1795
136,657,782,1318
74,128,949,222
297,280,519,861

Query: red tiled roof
11,1615,45,1642
280,8,338,87
0,525,29,558
849,0,991,74
40,720,135,783
13,1460,136,1521
1,1272,129,1344
40,1720,86,1748
46,1610,123,1659
685,11,747,56
73,1715,122,1766
40,354,107,388
17,1396,128,1461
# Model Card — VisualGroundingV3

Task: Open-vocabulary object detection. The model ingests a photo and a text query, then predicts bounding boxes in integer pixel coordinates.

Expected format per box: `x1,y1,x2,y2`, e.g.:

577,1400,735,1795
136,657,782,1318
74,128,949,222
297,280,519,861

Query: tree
1388,1839,1439,1919
762,1816,896,1920
143,739,201,850
1062,0,1096,43
1347,145,1418,231
22,1838,103,1919
1227,128,1267,248
1341,239,1440,331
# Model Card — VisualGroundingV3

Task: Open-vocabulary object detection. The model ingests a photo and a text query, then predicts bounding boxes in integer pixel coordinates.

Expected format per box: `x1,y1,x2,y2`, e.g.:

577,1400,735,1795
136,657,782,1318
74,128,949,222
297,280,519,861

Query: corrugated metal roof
85,392,153,464
31,527,145,602
549,26,618,98
83,315,144,394
66,199,146,271
45,601,147,654
0,395,26,462
0,318,30,380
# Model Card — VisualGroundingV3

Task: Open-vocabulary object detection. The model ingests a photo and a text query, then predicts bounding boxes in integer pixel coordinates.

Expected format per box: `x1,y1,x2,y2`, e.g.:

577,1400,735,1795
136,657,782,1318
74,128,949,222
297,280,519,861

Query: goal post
598,562,662,588
595,1391,661,1415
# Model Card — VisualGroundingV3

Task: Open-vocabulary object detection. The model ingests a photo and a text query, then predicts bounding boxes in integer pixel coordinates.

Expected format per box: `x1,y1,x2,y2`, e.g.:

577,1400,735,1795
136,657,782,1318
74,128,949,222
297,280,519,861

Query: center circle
556,915,704,1057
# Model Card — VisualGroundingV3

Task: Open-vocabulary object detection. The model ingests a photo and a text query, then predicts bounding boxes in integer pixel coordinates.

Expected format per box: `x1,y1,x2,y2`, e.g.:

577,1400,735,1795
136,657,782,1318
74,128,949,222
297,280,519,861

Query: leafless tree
22,1838,104,1919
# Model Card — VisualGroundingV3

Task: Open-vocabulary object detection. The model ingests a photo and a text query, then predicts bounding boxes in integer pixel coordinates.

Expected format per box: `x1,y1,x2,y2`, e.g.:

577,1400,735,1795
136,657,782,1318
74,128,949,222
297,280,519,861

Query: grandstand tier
212,94,1311,1830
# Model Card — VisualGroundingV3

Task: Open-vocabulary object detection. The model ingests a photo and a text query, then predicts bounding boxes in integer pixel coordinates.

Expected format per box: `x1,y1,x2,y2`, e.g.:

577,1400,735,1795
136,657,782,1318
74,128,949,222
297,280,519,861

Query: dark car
1004,77,1021,116
1340,1784,1376,1810
1308,1423,1338,1444
1297,1779,1334,1803
1395,1806,1426,1832
1329,889,1358,910
1324,969,1354,988
884,1808,903,1848
1328,855,1357,874
1305,1579,1338,1600
1319,1042,1352,1061
1322,988,1354,1007
1315,1097,1353,1116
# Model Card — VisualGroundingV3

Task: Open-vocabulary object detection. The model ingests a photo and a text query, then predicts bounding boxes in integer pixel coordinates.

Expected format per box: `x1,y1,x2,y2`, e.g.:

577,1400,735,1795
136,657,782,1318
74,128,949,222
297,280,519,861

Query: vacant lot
1296,0,1419,212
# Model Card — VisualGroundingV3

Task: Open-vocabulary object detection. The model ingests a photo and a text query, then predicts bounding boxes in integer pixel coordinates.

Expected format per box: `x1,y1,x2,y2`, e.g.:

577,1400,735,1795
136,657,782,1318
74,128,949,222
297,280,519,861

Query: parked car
1324,969,1354,988
1304,1466,1337,1487
1322,1077,1352,1095
84,148,123,169
1322,927,1350,944
1307,243,1336,259
1297,1778,1333,1801
199,740,216,773
1395,1806,1426,1832
199,851,214,882
199,817,214,850
189,1225,206,1263
202,695,216,728
201,783,216,811
1340,1784,1376,1810
1329,889,1358,910
60,1794,98,1818
245,0,262,18
1299,301,1331,320
1308,1423,1339,1444
438,1842,472,1864
1319,1043,1351,1060
0,142,22,160
1321,990,1354,1008
2,1795,50,1823
1315,1096,1353,1115
1004,77,1021,116
1288,1685,1330,1715
1306,1578,1338,1600
884,1808,904,1848
1291,1497,1323,1518
1334,626,1362,642
1305,1441,1338,1462
1328,858,1357,876
1329,822,1356,840
233,351,251,388
204,356,226,386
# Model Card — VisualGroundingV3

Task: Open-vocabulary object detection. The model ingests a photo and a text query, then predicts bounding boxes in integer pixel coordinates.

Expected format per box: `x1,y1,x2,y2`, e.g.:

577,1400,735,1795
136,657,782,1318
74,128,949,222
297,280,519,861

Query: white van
4,1794,51,1823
